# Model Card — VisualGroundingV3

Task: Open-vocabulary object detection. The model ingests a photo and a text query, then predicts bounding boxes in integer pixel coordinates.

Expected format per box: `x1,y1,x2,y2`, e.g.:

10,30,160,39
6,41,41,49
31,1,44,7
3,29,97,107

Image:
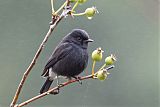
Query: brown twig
10,18,60,107
16,65,115,107
10,1,71,107
17,75,92,107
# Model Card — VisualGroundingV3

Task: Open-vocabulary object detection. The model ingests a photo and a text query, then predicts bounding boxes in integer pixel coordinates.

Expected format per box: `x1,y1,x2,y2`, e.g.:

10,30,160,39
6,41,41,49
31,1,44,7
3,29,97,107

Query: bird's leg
56,76,64,87
50,75,63,95
73,76,82,85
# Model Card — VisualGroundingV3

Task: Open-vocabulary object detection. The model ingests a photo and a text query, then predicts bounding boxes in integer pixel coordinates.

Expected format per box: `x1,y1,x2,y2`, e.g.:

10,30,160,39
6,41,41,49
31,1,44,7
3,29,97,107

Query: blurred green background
0,0,159,107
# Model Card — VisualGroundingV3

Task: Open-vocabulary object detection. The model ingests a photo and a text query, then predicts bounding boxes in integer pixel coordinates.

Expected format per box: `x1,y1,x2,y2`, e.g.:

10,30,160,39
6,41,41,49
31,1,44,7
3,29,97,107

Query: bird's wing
41,43,73,77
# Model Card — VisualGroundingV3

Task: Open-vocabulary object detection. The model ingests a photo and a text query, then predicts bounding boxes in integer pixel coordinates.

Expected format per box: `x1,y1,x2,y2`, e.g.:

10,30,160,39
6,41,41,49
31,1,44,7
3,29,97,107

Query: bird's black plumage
40,29,93,94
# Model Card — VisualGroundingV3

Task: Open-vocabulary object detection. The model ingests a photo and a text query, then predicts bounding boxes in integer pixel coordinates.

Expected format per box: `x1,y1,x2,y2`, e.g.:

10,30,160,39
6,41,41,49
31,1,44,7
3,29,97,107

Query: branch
51,0,55,13
16,66,115,107
10,1,71,107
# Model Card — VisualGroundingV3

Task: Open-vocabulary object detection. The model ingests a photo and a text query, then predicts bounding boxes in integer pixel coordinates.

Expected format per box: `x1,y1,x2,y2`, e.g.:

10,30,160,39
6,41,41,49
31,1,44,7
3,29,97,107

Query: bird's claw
49,84,64,95
73,76,82,85
58,83,64,88
49,89,59,95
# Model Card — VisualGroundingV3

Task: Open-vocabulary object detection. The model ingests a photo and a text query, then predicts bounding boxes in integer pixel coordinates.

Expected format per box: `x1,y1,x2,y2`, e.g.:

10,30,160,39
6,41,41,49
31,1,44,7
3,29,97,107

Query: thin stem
54,1,67,15
106,65,115,71
72,0,79,12
92,61,96,76
51,0,55,13
98,64,106,71
72,12,85,16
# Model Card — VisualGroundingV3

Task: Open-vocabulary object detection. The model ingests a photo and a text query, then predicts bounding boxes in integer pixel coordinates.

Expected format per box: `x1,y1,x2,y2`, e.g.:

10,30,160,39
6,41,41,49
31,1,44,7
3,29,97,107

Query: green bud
85,7,97,19
105,54,116,65
78,0,87,4
92,47,103,61
97,69,109,81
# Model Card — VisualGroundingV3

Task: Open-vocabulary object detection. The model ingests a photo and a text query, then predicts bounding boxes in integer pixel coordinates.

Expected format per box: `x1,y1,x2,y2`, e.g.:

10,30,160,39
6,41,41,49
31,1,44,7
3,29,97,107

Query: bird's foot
73,76,82,85
50,89,59,95
58,83,64,88
49,84,64,95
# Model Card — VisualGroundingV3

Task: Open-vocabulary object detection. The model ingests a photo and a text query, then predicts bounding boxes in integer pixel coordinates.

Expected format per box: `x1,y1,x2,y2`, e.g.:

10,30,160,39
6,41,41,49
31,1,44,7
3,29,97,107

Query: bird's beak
86,38,94,42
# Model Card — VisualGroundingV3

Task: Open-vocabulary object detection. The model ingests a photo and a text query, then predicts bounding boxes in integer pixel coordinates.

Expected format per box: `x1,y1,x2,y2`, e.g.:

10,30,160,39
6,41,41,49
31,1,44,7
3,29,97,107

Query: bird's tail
40,77,53,94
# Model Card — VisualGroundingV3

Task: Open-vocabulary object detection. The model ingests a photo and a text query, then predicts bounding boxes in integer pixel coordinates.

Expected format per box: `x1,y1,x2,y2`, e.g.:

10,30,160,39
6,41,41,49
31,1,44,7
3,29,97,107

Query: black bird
40,29,93,94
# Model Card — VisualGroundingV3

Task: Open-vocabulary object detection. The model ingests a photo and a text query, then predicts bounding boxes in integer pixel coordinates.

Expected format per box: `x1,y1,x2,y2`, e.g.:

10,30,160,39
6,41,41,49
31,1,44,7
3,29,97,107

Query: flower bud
85,7,97,19
97,69,109,81
92,47,103,61
78,0,87,4
105,54,116,65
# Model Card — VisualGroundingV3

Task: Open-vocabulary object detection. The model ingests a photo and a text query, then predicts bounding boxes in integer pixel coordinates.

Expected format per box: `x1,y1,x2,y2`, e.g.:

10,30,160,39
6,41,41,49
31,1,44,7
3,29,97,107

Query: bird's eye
77,37,82,41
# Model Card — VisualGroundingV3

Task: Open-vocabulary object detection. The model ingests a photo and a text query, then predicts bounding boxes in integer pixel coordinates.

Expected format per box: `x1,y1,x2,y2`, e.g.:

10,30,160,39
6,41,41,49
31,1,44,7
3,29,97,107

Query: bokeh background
0,0,159,107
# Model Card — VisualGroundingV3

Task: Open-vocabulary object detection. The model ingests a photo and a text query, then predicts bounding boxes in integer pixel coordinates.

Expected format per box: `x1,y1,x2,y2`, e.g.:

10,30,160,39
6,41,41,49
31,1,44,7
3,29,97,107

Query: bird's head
63,29,93,49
